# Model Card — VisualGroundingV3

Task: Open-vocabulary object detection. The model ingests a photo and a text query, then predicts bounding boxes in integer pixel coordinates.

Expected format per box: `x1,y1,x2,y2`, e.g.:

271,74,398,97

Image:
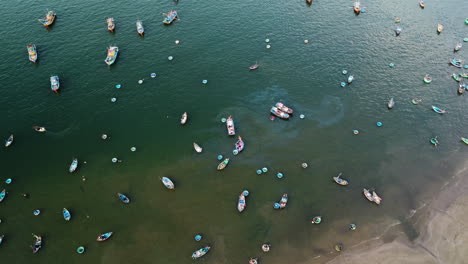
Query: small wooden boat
454,43,462,52
39,11,56,27
270,106,290,119
458,83,465,94
117,193,130,203
63,208,71,221
31,234,42,253
69,158,78,173
423,75,432,84
5,134,13,147
387,98,395,109
249,258,258,264
279,193,288,209
136,21,144,36
452,73,461,82
437,24,443,34
460,73,468,78
419,0,425,8
106,17,115,32
347,75,354,83
238,191,246,212
353,1,361,14
104,46,119,66
234,136,244,153
333,173,349,186
192,246,210,259
97,232,113,242
275,102,294,114
249,62,259,70
226,116,236,136
432,105,446,114
0,189,6,202
181,112,187,125
363,188,374,202
450,59,463,68
193,142,202,153
395,27,402,36
430,136,439,146
162,10,178,25
27,44,37,63
161,177,175,189
460,137,468,145
217,158,229,170
33,126,46,132
0,235,4,246
372,191,382,205
50,75,60,93
411,98,422,105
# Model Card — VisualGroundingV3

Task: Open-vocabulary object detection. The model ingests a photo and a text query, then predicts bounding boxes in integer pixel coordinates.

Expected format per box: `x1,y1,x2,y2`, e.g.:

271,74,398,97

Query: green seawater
1,0,468,263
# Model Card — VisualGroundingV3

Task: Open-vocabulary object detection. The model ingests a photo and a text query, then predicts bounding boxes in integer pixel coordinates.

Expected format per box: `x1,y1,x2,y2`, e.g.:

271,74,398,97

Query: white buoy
304,40,309,44
300,114,305,119
111,98,117,103
265,39,270,43
112,158,118,163
266,45,271,49
138,80,143,84
168,56,173,61
175,40,180,44
202,80,208,84
150,73,157,78
131,147,136,152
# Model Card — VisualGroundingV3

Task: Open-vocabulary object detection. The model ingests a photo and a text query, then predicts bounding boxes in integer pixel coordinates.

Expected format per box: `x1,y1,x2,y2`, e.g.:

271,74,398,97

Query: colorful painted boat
387,98,394,109
32,234,42,253
452,73,461,82
454,43,462,52
234,136,244,153
104,46,119,66
0,189,6,202
97,232,113,242
161,177,175,189
411,98,422,105
27,44,37,63
117,193,130,203
107,17,115,32
275,102,294,114
63,208,71,221
423,75,432,83
461,137,468,145
437,24,443,33
33,126,46,132
333,173,349,186
432,105,446,114
69,158,78,173
39,11,56,27
249,258,259,264
419,0,425,8
279,193,288,209
217,158,229,170
181,112,187,125
162,10,178,25
5,134,13,147
460,73,468,78
372,191,382,205
238,191,246,212
363,188,374,202
249,62,259,70
226,116,236,135
193,142,202,153
450,59,463,68
136,21,144,36
353,1,361,14
50,75,60,93
458,83,465,94
270,106,290,119
192,246,210,259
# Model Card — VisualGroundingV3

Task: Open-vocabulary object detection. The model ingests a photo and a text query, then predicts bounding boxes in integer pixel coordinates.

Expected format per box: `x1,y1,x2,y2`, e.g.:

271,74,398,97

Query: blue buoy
274,203,280,209
341,82,346,87
361,9,366,13
115,84,121,89
202,80,208,84
464,65,468,69
243,190,249,196
277,173,283,179
233,149,239,155
130,147,136,152
299,114,305,119
150,73,157,78
376,122,383,127
217,155,223,160
111,97,117,103
342,70,348,75
353,130,359,135
262,167,268,173
77,246,85,254
257,170,262,175
195,234,202,241
33,210,41,216
389,63,395,68
5,178,12,184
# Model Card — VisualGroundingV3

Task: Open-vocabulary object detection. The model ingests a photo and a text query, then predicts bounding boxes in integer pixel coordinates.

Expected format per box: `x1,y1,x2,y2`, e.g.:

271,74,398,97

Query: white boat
193,142,202,153
136,21,144,36
69,158,78,173
5,134,13,147
372,191,382,205
238,192,246,212
347,75,354,83
226,116,236,135
161,177,175,190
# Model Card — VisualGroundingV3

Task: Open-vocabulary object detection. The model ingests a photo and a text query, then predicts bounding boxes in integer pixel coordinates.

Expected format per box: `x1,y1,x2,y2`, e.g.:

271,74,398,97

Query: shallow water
1,0,468,263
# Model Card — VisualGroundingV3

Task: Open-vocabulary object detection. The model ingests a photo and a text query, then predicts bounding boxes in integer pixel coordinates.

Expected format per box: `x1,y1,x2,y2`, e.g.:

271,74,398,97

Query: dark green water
1,0,468,263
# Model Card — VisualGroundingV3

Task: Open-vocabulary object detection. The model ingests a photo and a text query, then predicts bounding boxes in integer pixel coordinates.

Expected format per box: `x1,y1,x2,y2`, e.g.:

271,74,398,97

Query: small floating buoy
335,243,343,252
130,147,136,152
150,73,157,78
138,80,143,84
312,216,322,224
349,223,357,230
340,82,346,87
361,9,366,13
376,122,383,127
266,45,271,49
101,134,108,140
304,40,309,44
274,203,280,209
217,155,223,160
175,40,180,44
33,210,41,216
5,178,12,184
77,246,85,254
194,234,202,241
265,39,270,43
221,117,227,123
115,84,121,89
112,158,118,163
262,167,268,173
262,244,270,252
395,18,401,23
202,80,208,84
270,116,275,121
243,190,249,196
464,38,468,42
353,130,359,135
277,172,283,179
233,149,239,155
111,97,117,103
257,170,262,175
342,70,348,75
299,114,305,119
302,163,308,168
464,65,468,69
168,56,173,61
389,63,395,68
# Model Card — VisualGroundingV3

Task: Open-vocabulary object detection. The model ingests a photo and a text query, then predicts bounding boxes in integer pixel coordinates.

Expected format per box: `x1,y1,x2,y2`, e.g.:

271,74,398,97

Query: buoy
277,172,283,179
302,163,308,168
312,216,322,224
266,45,271,49
101,134,108,140
138,80,143,84
376,122,383,127
299,114,305,119
195,234,202,241
5,178,12,184
262,167,268,173
361,9,365,13
353,130,359,135
168,56,173,61
342,70,348,75
221,117,227,123
217,155,223,160
233,149,239,155
262,244,270,252
349,223,357,230
265,39,270,43
77,246,85,254
131,147,136,152
395,18,401,23
111,97,117,103
256,170,262,175
150,73,157,78
389,63,395,67
464,38,468,42
115,84,121,89
274,203,280,209
304,40,309,44
202,80,208,84
464,65,468,69
112,158,118,163
340,82,346,87
334,243,343,252
33,210,41,216
175,40,180,44
243,190,249,196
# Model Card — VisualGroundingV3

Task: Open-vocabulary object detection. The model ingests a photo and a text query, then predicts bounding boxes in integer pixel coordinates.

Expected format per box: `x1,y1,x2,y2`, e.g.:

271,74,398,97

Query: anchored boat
33,126,46,132
63,208,71,221
450,59,463,68
461,137,468,145
333,173,349,186
161,177,175,189
181,112,187,125
437,24,443,34
226,116,236,135
432,105,446,114
117,193,130,203
32,234,42,254
452,73,461,82
454,43,462,52
217,158,229,170
136,21,144,36
0,189,6,202
5,134,13,147
423,74,432,83
278,193,288,209
39,11,56,27
234,136,244,154
270,106,290,119
387,98,395,109
107,17,115,32
249,62,259,70
275,102,294,114
105,46,119,66
363,188,374,203
353,1,361,14
192,246,210,259
372,191,382,205
27,44,37,63
238,191,246,212
193,142,202,153
163,10,178,25
395,27,402,36
50,75,60,93
69,158,78,173
97,232,113,242
419,0,425,8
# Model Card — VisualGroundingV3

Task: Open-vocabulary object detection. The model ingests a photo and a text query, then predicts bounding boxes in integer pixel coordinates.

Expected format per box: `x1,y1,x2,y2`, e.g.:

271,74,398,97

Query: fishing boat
0,189,6,202
39,11,56,27
458,83,465,94
162,10,178,25
192,246,210,259
437,24,443,34
238,191,246,212
461,137,468,145
161,177,175,190
423,75,432,84
249,258,259,264
279,193,288,209
333,173,349,186
270,106,290,119
249,62,259,70
372,191,382,205
226,116,236,135
96,232,113,242
395,27,402,36
454,43,462,52
117,193,130,203
217,158,229,170
193,142,202,153
136,21,144,36
33,126,46,132
106,17,115,32
452,73,461,82
347,75,354,83
69,158,78,173
353,1,361,14
50,75,60,93
5,134,13,147
234,136,244,153
450,59,463,68
104,46,119,66
432,105,446,114
419,0,425,8
0,235,4,246
275,102,294,114
63,208,71,221
181,112,187,125
460,73,468,78
387,98,395,109
306,0,312,4
411,98,422,105
363,188,374,203
27,44,37,63
430,136,439,146
32,234,42,253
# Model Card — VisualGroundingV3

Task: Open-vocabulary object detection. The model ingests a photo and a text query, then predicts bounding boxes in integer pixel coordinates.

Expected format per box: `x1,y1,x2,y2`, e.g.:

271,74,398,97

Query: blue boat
162,10,178,25
69,158,78,173
50,75,60,93
432,105,446,114
0,189,6,202
117,193,130,204
96,232,113,242
192,246,210,259
63,208,71,221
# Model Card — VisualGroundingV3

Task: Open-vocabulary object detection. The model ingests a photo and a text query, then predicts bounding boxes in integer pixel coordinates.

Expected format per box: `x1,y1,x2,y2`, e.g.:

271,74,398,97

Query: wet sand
326,164,468,264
